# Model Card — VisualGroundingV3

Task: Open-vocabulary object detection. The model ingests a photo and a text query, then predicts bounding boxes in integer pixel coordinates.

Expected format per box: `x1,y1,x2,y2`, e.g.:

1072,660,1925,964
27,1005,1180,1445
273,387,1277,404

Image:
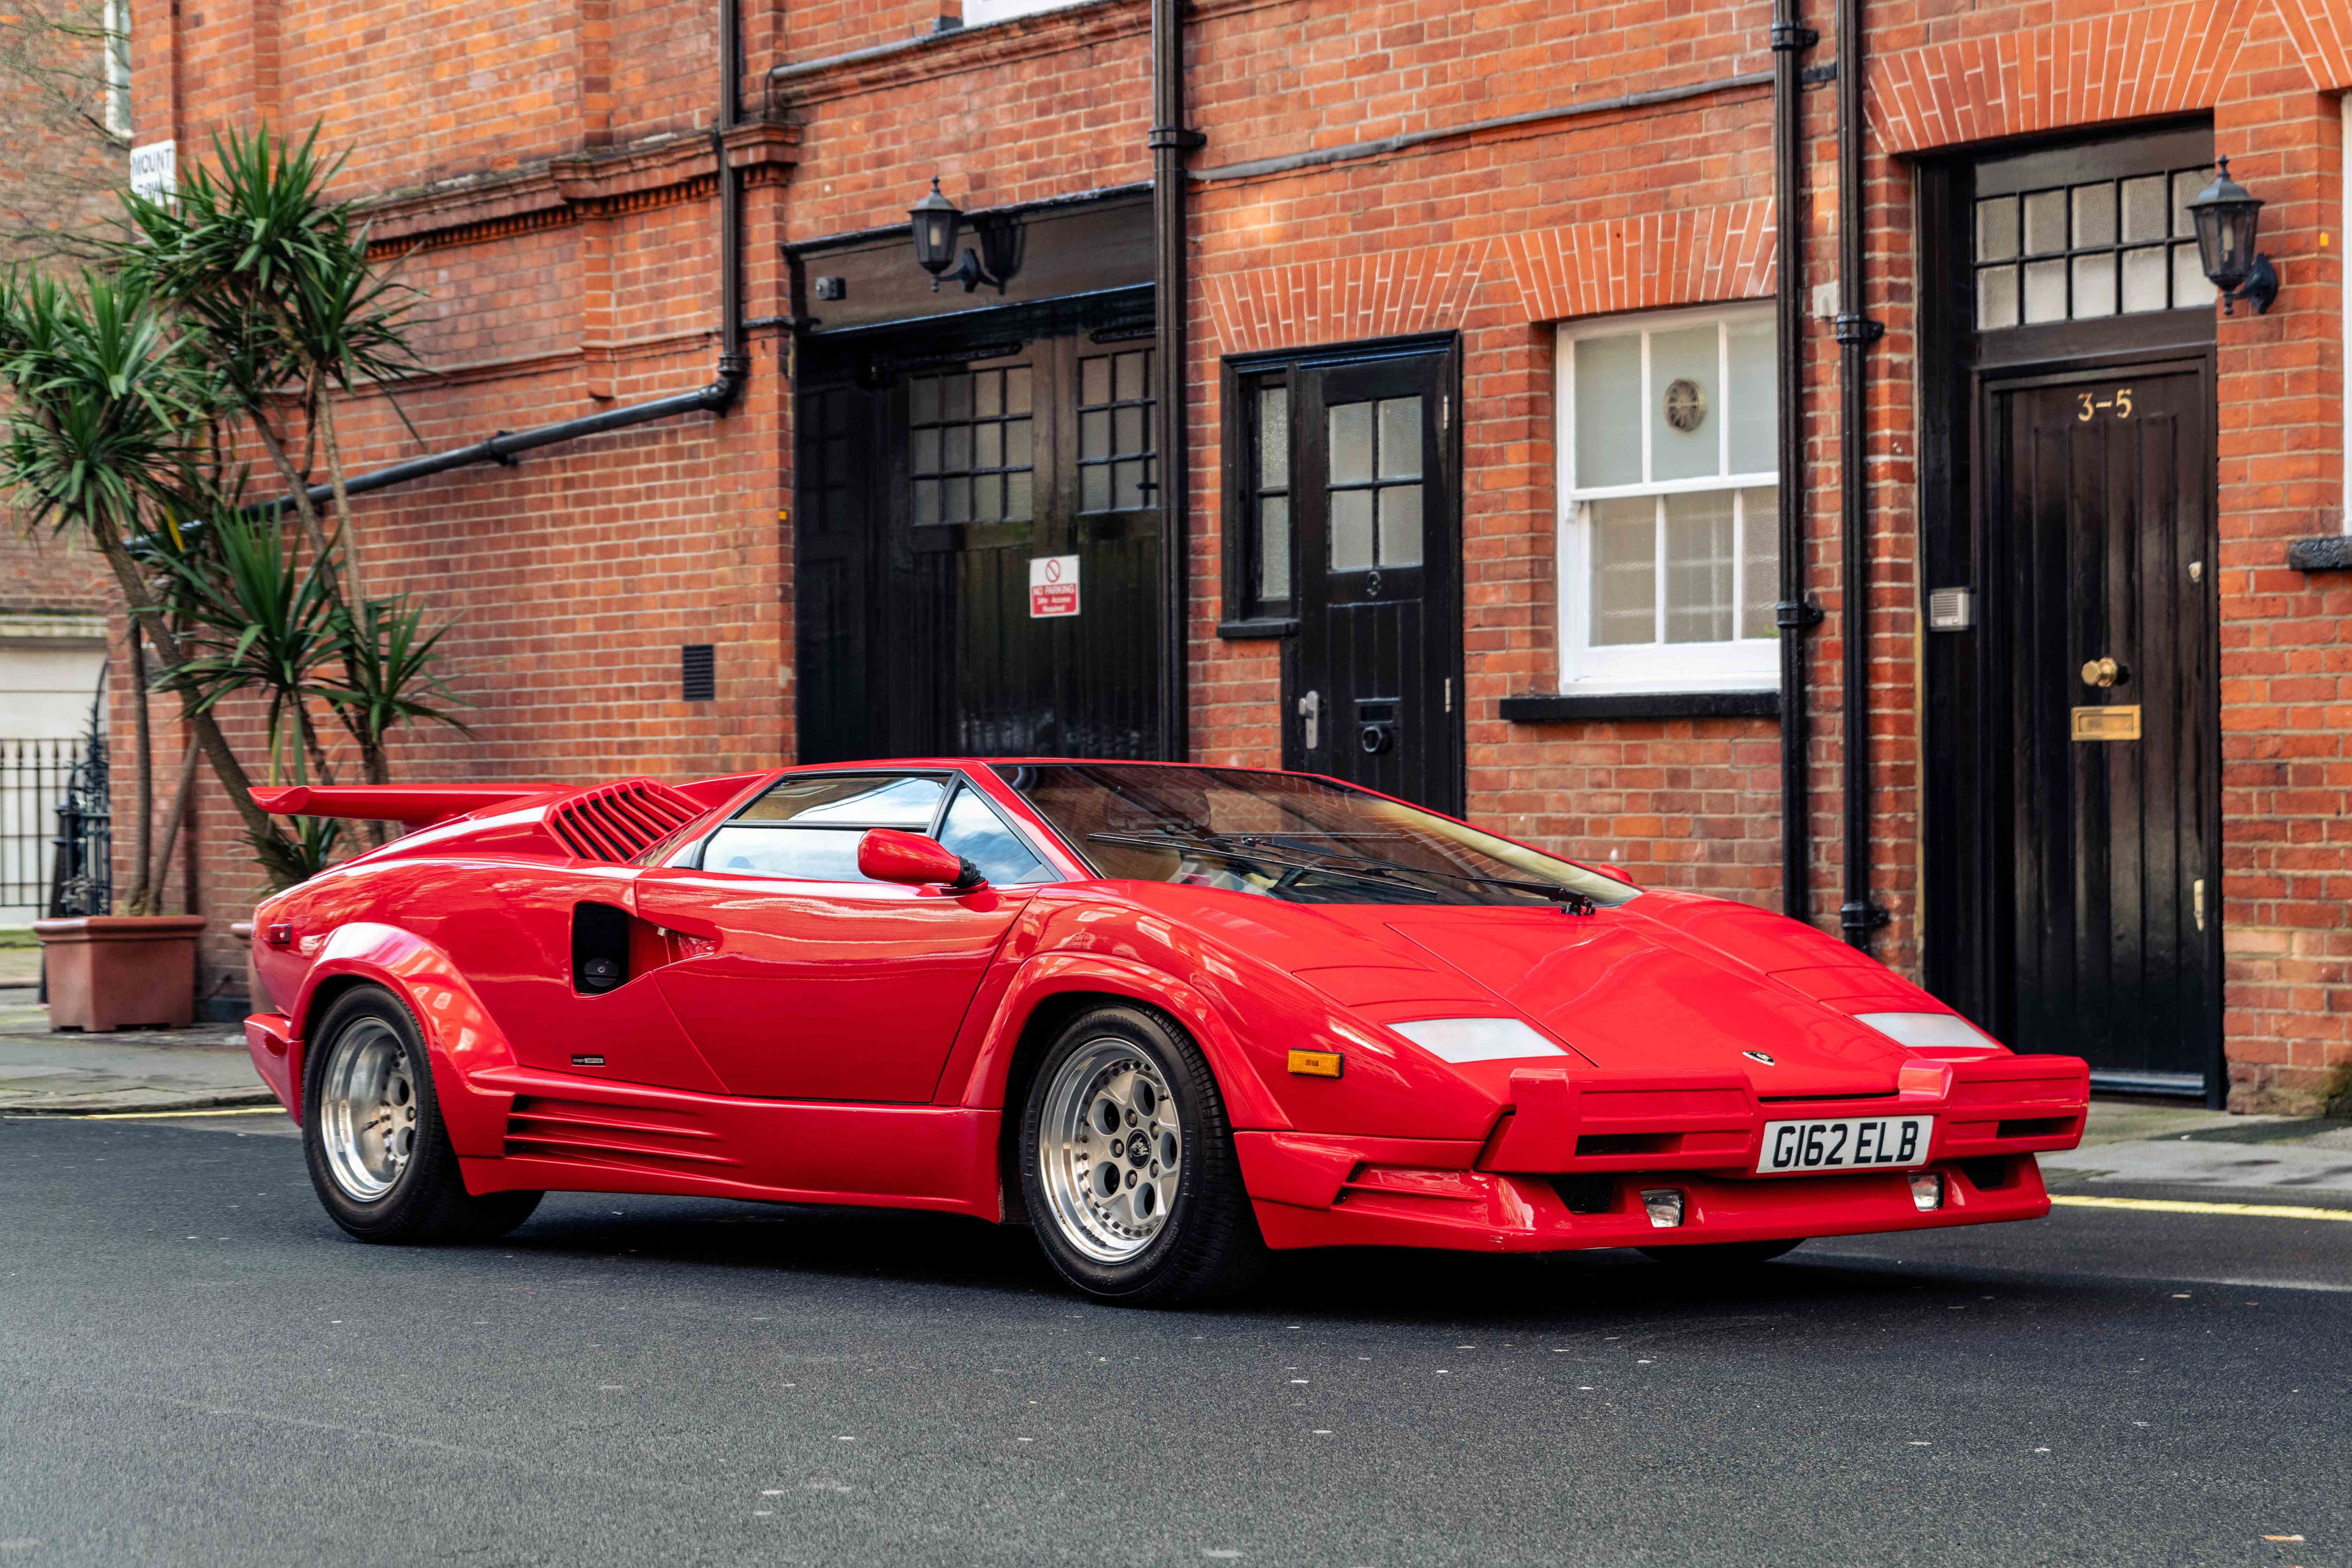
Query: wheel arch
991,988,1143,1226
286,923,519,1154
969,955,1288,1224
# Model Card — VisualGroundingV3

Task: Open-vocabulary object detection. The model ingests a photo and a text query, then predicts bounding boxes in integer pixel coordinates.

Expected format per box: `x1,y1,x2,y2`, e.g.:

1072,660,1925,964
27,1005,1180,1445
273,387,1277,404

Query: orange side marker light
1287,1049,1343,1078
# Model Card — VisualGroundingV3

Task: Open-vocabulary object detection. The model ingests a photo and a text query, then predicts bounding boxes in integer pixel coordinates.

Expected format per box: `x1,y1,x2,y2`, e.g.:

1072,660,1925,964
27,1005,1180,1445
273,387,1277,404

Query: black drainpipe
1771,0,1819,923
1149,0,1202,763
1832,0,1885,950
281,1,749,514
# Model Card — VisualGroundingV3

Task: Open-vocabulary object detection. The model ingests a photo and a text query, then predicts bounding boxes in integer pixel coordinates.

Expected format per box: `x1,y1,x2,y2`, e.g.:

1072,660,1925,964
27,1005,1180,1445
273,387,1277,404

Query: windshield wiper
1202,831,1596,911
1084,830,1437,898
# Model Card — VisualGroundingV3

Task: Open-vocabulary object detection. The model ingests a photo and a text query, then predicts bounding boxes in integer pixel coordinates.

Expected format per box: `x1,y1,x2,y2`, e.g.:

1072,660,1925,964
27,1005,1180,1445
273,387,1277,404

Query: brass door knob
2080,656,2126,689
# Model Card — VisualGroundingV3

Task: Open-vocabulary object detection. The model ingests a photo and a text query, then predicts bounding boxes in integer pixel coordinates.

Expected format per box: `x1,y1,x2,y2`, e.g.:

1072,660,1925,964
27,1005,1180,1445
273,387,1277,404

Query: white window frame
961,0,1088,24
102,0,131,138
1555,302,1780,695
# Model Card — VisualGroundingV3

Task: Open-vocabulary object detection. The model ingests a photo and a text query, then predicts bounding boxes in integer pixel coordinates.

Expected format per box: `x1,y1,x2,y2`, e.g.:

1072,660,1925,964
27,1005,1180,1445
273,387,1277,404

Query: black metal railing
3,739,86,913
49,730,111,919
29,732,111,919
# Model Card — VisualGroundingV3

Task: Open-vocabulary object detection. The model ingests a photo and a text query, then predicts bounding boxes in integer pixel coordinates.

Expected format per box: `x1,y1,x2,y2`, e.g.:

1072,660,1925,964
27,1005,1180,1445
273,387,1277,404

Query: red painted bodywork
246,760,2089,1253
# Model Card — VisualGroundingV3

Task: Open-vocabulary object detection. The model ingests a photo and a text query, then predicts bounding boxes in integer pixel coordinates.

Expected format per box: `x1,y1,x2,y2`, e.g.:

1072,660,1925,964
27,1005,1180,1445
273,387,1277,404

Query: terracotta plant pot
32,914,207,1032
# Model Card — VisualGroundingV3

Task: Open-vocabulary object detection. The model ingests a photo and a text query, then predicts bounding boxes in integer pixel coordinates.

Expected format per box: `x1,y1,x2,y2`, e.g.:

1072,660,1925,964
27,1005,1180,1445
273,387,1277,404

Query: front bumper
244,1011,297,1113
1236,1053,2087,1253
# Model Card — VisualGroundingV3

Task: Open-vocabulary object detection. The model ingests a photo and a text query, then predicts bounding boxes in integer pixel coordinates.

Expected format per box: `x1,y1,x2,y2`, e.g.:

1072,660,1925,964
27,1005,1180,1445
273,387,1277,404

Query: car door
421,859,730,1094
634,771,1052,1103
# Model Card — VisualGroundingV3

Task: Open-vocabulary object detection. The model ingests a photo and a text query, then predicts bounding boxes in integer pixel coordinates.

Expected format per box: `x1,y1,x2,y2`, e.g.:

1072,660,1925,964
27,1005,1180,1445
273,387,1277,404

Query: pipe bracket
1774,598,1826,632
1838,900,1891,936
1148,126,1208,152
1769,22,1819,50
1832,313,1885,345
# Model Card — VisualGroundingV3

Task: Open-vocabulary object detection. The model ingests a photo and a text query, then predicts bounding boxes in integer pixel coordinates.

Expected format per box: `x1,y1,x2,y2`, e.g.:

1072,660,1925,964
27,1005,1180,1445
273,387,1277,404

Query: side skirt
450,1064,1003,1220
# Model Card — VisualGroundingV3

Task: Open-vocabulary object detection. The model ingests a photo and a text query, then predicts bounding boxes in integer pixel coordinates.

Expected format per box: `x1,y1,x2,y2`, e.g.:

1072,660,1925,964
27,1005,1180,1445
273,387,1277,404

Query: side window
686,772,948,880
936,784,1051,885
697,828,868,880
735,774,944,826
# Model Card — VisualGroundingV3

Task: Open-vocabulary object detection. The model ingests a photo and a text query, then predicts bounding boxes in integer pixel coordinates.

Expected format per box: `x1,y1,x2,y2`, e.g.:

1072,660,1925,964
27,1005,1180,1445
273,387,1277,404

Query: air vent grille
547,778,704,863
503,1096,738,1173
680,643,716,702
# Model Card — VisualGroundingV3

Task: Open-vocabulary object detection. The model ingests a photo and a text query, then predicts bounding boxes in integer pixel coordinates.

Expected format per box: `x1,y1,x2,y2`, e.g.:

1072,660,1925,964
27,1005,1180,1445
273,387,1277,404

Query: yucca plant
0,268,310,894
326,593,471,768
119,121,425,791
145,501,348,786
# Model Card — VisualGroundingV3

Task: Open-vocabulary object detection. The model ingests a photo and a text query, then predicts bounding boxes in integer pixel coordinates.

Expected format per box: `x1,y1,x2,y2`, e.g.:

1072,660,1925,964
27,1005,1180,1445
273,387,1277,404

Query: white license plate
1756,1115,1934,1175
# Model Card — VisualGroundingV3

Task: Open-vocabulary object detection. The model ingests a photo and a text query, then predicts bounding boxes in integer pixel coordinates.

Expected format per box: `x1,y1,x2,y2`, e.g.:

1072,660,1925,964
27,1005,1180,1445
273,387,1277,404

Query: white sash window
1556,305,1780,694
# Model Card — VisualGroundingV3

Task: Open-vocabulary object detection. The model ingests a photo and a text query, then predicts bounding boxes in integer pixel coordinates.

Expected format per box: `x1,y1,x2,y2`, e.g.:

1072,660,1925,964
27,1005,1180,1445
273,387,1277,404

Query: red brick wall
0,529,110,621
133,0,2352,1110
0,5,125,261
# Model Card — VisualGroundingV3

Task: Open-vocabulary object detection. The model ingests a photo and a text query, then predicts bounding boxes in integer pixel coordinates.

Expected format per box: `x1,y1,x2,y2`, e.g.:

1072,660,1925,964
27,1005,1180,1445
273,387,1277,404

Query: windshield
992,763,1638,908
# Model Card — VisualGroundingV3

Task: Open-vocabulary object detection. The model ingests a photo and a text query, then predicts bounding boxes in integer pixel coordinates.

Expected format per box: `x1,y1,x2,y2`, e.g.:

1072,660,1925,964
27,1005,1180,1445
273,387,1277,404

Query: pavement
0,982,267,1114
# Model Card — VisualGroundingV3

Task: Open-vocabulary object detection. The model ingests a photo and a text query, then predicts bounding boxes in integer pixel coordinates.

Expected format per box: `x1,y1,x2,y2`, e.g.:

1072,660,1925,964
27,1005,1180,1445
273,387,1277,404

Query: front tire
1018,1003,1265,1305
302,985,541,1244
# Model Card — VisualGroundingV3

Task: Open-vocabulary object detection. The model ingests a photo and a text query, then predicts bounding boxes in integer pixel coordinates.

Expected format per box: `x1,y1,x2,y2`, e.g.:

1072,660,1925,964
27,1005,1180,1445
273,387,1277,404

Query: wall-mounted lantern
907,178,1023,294
2185,155,2279,316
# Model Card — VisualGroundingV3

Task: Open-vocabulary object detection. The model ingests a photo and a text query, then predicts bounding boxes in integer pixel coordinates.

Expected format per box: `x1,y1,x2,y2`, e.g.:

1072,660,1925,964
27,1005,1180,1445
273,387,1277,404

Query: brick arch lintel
1199,240,1494,356
1498,200,1778,324
1859,0,2341,157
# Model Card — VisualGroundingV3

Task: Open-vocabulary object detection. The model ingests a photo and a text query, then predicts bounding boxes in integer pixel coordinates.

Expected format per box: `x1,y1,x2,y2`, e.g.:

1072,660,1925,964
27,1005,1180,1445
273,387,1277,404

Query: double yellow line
2054,1194,2352,1224
27,1105,287,1122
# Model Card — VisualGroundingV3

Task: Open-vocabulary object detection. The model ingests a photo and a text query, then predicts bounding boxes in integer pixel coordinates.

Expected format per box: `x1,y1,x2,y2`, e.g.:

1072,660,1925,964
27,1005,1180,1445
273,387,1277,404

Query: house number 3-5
2077,387,2134,421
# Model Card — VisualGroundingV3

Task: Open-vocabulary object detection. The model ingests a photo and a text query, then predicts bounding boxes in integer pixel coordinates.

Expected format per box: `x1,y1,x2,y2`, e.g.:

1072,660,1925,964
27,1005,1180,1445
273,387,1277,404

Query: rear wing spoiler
249,784,563,826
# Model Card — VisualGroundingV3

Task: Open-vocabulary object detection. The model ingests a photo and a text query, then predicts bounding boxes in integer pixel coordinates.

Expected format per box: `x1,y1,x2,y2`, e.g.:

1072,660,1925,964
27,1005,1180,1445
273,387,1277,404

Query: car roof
770,757,1303,777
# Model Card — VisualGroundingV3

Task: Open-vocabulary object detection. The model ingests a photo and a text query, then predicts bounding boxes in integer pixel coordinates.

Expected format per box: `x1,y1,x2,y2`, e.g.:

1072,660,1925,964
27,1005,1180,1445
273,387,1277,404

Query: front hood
1381,909,1911,1097
1110,883,1918,1098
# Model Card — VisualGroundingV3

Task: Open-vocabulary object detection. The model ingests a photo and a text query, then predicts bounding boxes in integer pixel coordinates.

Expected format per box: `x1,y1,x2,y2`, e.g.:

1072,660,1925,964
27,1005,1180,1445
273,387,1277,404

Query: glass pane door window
1557,306,1779,694
1972,167,2219,329
910,363,1036,526
1227,341,1462,813
1078,347,1156,512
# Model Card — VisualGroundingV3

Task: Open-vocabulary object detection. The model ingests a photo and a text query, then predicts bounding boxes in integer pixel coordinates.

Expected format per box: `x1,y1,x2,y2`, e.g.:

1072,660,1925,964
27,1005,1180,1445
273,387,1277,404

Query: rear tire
1640,1238,1804,1267
1018,1003,1267,1306
302,985,541,1244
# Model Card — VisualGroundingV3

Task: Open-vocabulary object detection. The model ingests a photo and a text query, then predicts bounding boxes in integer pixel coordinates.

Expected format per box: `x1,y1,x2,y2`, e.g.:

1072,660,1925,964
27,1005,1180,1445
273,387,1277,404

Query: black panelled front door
795,326,1161,763
1984,362,2219,1088
1279,346,1462,813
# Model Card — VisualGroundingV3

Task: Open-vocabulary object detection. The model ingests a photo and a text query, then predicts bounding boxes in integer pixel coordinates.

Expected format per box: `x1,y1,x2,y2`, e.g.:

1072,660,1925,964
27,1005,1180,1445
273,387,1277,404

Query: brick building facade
121,0,2352,1111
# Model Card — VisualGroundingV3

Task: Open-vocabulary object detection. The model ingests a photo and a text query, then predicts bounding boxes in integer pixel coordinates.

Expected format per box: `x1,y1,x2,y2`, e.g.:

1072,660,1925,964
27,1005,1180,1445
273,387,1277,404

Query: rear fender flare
289,923,518,1156
961,952,1288,1131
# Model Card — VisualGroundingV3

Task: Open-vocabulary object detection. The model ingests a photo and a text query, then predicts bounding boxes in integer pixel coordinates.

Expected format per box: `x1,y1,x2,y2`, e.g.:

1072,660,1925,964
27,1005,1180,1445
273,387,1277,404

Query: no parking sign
1029,554,1080,618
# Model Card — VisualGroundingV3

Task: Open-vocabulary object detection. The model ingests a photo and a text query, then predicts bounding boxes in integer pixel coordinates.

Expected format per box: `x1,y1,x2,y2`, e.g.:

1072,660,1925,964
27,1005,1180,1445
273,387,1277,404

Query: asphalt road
1,1114,2346,1568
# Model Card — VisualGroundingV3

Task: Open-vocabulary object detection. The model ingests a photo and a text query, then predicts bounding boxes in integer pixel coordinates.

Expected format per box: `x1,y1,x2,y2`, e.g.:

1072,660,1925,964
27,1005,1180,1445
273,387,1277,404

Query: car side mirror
858,828,986,890
1588,862,1635,886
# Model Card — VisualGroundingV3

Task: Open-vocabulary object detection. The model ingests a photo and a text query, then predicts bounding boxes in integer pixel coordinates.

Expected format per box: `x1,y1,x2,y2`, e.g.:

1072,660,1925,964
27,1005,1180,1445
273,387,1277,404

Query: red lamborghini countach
244,761,2089,1304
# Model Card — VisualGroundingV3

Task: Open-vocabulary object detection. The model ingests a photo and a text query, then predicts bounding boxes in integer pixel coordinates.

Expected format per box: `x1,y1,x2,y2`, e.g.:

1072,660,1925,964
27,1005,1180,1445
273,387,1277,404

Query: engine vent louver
547,777,704,862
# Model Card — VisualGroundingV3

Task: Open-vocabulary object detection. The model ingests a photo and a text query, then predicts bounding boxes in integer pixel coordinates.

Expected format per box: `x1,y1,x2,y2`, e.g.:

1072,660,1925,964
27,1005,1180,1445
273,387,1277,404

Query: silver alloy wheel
1037,1040,1183,1263
318,1017,420,1202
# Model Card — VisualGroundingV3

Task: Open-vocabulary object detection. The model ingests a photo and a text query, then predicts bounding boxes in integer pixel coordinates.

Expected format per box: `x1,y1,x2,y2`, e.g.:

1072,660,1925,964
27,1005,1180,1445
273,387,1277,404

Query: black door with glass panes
1235,340,1461,814
1982,365,2219,1091
794,327,1162,763
1918,121,2223,1099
